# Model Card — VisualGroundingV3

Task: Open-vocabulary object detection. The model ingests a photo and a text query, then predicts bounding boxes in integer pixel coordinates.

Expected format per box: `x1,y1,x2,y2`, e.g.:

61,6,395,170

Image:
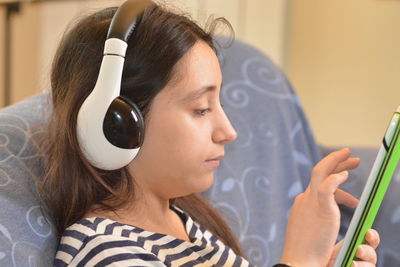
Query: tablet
333,106,400,267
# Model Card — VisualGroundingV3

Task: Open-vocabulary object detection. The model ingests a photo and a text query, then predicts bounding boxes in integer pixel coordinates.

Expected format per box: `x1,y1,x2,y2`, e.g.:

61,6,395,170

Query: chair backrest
0,93,55,266
5,37,399,267
0,38,321,266
205,37,321,266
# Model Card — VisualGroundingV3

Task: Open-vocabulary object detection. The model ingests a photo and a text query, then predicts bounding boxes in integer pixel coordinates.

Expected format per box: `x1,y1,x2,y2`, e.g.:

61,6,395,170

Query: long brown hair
40,2,244,257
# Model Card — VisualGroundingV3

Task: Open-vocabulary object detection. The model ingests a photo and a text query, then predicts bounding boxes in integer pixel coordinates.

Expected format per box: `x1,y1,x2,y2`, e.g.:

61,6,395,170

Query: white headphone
76,0,154,170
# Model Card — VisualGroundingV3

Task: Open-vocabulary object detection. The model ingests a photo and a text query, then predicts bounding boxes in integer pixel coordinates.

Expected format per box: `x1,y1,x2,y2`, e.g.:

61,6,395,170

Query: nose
212,107,237,145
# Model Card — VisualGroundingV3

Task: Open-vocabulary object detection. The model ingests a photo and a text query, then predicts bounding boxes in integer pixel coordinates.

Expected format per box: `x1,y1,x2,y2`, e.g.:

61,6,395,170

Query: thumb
335,189,359,208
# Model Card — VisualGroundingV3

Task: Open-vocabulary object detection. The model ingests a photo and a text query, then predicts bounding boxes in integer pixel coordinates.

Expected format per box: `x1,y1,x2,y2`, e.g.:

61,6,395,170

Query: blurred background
0,0,399,148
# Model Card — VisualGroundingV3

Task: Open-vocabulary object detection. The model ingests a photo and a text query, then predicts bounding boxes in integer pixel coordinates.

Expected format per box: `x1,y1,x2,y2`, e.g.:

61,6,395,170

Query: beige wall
11,3,42,104
3,0,400,147
8,0,121,104
0,7,4,106
0,0,288,106
287,0,400,147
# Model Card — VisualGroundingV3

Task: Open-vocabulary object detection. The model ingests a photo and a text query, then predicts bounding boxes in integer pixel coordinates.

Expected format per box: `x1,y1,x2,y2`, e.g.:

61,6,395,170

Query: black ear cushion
103,96,145,149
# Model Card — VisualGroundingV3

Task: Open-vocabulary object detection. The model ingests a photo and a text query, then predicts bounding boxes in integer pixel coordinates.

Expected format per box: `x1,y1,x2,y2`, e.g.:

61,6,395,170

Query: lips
205,155,224,168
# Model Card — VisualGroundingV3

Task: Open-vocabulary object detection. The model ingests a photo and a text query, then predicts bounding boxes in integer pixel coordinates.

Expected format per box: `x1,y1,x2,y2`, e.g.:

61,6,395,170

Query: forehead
163,41,222,100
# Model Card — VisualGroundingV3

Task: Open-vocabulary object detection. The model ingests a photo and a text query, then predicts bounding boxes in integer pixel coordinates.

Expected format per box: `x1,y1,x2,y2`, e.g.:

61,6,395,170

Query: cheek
144,113,210,164
133,112,215,196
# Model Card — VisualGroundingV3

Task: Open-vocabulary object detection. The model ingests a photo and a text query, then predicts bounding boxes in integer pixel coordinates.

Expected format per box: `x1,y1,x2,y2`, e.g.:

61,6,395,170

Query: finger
355,244,377,264
365,229,380,249
334,189,359,208
319,171,349,194
351,261,375,267
311,148,352,187
317,171,349,208
333,157,361,173
330,240,344,261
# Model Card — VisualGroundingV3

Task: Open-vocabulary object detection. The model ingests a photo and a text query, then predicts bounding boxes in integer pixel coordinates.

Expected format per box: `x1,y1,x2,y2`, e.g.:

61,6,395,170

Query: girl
41,0,380,266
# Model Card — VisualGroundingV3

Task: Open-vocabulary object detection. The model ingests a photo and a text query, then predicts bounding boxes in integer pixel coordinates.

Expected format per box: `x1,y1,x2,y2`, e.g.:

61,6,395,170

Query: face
129,40,237,200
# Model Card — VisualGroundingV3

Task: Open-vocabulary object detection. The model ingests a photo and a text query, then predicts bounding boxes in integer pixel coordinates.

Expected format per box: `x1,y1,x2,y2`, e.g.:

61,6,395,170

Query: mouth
205,155,224,168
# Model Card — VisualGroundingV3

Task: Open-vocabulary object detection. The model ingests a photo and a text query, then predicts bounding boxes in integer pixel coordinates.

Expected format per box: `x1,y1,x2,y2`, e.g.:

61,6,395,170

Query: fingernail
351,261,357,267
366,229,371,238
340,170,349,177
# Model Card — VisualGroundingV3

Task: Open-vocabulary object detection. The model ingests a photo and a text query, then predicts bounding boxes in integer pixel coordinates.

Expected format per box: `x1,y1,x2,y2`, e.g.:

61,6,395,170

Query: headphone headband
107,0,154,42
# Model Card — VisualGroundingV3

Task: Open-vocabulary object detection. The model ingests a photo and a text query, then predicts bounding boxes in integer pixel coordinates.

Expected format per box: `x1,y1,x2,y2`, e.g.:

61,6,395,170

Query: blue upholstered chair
0,37,399,266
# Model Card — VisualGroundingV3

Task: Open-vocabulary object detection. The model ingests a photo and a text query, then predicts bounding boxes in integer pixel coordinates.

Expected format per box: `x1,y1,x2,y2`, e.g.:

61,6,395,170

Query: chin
194,173,215,193
177,173,215,197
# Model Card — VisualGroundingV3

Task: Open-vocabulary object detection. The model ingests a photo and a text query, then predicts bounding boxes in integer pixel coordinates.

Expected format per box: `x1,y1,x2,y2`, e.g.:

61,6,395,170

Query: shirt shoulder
54,217,165,266
54,209,252,267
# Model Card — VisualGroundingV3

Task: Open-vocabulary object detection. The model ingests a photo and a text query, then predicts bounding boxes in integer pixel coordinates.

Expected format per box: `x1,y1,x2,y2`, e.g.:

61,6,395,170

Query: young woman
41,1,380,266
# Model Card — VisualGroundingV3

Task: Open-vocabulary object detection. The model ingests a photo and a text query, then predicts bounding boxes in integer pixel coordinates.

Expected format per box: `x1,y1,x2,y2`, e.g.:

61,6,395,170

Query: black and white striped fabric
54,207,251,266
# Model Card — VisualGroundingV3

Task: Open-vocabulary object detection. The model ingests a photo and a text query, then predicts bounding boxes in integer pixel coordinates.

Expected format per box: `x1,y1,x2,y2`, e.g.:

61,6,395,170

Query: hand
280,148,361,267
329,229,380,267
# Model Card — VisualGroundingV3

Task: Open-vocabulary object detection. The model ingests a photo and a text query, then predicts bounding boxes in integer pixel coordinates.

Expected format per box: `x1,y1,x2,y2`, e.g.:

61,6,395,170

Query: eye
194,108,211,116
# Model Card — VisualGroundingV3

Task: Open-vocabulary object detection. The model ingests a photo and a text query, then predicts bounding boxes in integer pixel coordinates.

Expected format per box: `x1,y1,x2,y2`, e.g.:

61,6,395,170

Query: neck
86,182,190,241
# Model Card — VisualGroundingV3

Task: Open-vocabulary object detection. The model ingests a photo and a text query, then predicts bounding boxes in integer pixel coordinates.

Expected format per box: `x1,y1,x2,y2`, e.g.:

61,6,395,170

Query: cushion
206,37,321,266
0,93,56,266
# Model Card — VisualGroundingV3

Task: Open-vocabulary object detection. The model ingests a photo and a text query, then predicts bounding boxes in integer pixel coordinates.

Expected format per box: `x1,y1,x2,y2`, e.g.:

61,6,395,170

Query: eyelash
194,108,211,116
194,104,224,116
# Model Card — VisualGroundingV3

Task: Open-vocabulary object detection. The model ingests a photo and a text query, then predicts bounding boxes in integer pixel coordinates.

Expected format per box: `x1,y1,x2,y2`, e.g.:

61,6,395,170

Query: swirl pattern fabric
0,94,56,266
204,38,321,266
0,38,399,266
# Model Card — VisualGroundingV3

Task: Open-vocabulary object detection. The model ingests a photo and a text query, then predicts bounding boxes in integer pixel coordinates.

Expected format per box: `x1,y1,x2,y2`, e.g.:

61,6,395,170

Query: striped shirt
54,207,251,266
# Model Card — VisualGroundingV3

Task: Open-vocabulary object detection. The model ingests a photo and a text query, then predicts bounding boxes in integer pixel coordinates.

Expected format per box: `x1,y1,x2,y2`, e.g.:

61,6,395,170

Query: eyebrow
181,82,223,103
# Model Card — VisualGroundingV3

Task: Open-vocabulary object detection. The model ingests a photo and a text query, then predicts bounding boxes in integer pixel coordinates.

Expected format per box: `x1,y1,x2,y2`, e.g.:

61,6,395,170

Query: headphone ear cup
103,96,145,149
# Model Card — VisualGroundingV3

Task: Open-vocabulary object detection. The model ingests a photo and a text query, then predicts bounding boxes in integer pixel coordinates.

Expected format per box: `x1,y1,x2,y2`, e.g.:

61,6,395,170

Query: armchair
0,37,399,266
